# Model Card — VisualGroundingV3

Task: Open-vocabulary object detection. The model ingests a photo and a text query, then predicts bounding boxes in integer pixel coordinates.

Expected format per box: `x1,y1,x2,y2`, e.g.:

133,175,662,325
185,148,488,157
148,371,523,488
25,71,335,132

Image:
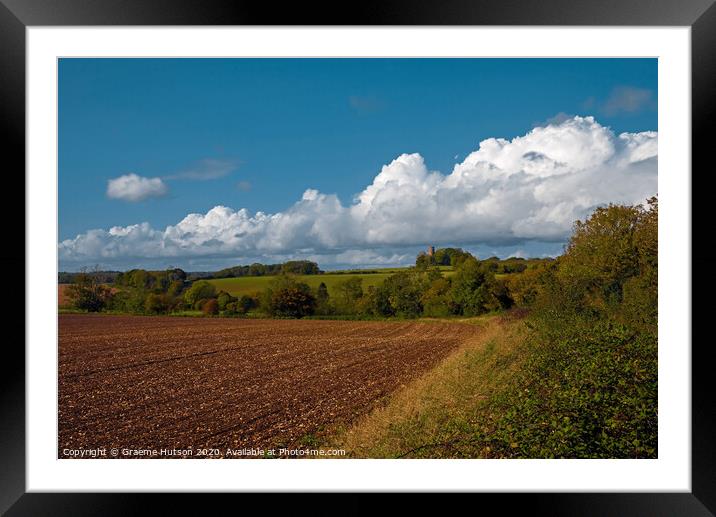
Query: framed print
2,0,713,513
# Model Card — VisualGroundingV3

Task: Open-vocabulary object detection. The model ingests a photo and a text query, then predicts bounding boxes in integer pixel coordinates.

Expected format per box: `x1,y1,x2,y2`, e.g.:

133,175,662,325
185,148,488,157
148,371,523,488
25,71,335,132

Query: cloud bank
64,116,657,269
106,173,168,202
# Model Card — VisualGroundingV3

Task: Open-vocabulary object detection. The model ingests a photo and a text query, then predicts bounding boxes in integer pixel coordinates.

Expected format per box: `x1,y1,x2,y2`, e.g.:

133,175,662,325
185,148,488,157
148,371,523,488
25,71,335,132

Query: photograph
0,0,710,505
0,0,710,507
57,57,659,460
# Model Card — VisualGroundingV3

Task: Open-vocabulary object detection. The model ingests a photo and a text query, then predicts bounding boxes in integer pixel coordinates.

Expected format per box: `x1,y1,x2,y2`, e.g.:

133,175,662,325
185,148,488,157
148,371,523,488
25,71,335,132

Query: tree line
59,260,322,285
254,257,515,319
209,260,321,279
470,196,658,458
65,254,542,319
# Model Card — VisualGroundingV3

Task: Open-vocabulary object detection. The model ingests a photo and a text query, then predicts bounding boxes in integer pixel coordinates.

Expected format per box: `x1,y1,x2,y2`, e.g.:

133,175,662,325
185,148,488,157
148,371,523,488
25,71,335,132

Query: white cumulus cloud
63,116,657,269
106,173,168,202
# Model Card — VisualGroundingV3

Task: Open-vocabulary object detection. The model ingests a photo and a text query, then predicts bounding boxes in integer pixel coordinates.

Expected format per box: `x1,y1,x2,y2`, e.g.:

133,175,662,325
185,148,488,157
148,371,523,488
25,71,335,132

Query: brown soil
58,314,481,458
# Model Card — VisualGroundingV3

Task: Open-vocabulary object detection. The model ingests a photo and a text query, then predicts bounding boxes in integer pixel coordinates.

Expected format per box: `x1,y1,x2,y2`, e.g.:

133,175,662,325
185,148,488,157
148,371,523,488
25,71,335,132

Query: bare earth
58,314,480,457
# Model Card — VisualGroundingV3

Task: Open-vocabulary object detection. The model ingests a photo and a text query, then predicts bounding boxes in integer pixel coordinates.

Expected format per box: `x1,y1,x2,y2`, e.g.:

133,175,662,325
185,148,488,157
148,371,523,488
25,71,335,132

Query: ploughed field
59,314,479,457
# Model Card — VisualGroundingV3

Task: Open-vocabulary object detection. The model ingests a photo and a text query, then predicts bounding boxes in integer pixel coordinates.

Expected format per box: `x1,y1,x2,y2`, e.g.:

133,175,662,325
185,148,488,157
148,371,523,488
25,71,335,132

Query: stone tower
427,246,435,257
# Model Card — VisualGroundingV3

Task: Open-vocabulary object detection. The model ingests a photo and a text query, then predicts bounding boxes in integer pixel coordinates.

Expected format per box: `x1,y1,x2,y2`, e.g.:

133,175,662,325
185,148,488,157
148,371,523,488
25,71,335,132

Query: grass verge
328,315,528,458
326,310,656,459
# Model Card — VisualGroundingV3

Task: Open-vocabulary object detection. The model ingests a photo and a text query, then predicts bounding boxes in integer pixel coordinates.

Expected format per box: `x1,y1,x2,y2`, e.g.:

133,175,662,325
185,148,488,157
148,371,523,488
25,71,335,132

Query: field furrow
58,314,480,457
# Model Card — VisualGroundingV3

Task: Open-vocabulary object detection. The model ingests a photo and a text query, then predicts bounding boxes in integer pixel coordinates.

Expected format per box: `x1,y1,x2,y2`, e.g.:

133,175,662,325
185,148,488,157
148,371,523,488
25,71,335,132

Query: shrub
475,198,659,458
314,282,333,315
166,279,185,297
536,197,658,330
506,264,553,307
280,260,321,275
415,252,436,269
263,275,316,318
202,298,219,315
354,287,377,316
490,279,514,310
334,277,363,314
144,293,170,314
378,271,422,318
106,288,145,313
238,294,259,314
65,272,113,312
420,277,452,317
270,287,316,318
184,280,217,307
449,258,500,316
217,290,237,311
478,319,657,458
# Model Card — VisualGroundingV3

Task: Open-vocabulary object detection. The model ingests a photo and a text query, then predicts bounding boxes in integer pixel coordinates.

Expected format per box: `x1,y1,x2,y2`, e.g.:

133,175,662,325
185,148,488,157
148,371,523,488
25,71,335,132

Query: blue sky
59,58,658,271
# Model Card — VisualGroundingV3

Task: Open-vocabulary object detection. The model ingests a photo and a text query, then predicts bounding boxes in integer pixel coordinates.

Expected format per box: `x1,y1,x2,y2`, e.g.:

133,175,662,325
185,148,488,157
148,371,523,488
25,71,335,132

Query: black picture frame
2,0,712,514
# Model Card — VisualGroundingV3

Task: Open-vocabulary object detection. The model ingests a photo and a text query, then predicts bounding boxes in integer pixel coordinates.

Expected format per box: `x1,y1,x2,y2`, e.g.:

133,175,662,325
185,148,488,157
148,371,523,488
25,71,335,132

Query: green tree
128,269,150,289
495,199,659,458
334,277,363,314
166,279,185,298
449,258,498,316
436,247,473,267
415,252,436,269
263,275,317,318
420,277,452,317
65,271,113,312
432,248,451,266
216,290,237,311
167,268,187,282
530,197,658,331
248,263,267,276
107,287,146,313
556,202,643,315
314,282,332,315
622,197,658,330
355,286,379,316
378,271,423,318
490,278,514,310
183,280,217,307
238,294,259,314
316,282,329,304
506,262,554,307
281,260,321,275
144,293,170,314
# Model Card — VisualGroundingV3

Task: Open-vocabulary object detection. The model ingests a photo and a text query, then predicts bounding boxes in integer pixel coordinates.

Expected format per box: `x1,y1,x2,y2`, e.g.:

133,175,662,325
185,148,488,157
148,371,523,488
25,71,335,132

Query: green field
207,267,455,298
208,272,393,298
